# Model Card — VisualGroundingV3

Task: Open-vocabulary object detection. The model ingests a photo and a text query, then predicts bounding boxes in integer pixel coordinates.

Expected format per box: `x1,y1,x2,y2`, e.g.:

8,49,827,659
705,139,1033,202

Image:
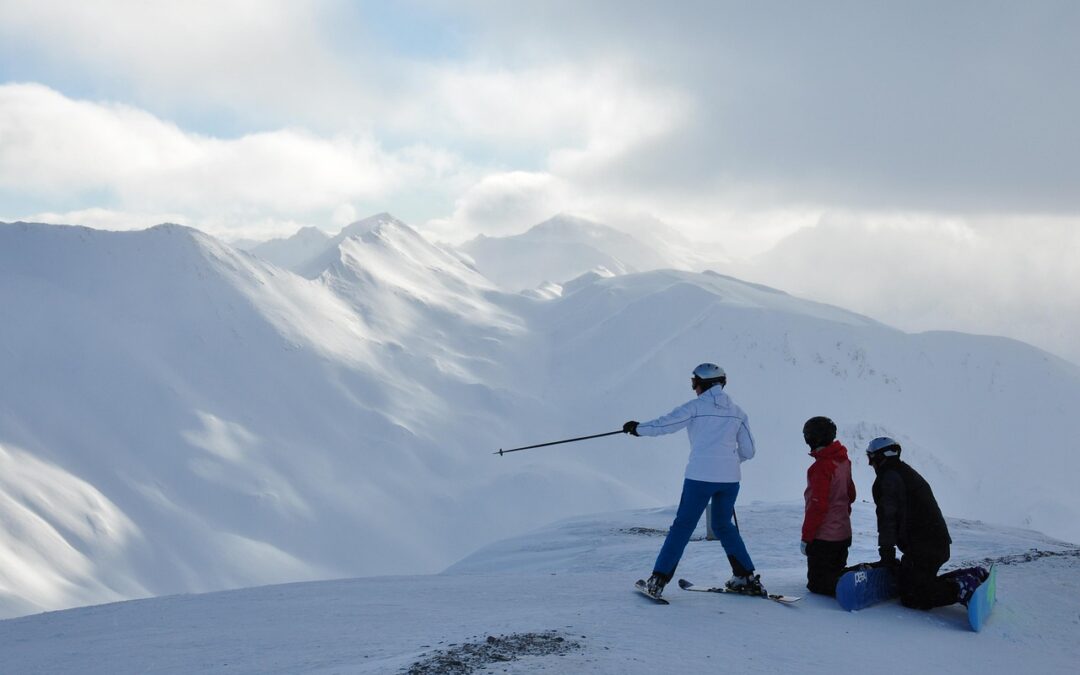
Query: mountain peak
528,213,617,240
338,212,408,240
282,213,424,278
459,213,671,291
294,226,329,241
248,225,331,268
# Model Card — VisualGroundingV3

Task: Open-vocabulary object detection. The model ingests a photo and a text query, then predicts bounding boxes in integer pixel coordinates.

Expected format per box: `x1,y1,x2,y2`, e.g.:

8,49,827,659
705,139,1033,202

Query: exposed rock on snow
405,631,582,674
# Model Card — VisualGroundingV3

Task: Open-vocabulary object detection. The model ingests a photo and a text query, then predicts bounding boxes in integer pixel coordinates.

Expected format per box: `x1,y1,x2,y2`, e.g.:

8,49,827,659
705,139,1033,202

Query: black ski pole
733,507,740,532
495,430,624,456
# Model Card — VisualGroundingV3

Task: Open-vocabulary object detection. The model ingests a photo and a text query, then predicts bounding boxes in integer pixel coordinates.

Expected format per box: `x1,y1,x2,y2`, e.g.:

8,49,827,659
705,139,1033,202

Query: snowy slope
0,220,651,619
2,218,1080,621
515,269,1080,546
0,221,538,618
1,502,1077,674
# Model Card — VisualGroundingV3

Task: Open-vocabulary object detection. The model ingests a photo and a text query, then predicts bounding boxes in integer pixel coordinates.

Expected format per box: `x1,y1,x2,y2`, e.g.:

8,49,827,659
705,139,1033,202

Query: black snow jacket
872,457,951,556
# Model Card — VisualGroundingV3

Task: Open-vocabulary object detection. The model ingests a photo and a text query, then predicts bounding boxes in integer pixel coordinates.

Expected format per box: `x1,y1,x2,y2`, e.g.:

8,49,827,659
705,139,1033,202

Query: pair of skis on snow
834,564,997,632
637,565,997,632
634,578,801,606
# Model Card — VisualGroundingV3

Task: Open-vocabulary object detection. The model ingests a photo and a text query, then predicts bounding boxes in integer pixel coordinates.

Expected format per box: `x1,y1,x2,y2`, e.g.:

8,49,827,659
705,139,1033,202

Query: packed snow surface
0,502,1076,674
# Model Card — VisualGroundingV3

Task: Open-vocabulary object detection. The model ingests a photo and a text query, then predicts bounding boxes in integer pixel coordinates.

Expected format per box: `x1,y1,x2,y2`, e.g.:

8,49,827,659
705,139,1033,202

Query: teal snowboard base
966,564,997,632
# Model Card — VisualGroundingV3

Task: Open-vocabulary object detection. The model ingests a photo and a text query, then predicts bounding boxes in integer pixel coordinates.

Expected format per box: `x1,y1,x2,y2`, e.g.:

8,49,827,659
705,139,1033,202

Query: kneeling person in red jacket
801,416,856,596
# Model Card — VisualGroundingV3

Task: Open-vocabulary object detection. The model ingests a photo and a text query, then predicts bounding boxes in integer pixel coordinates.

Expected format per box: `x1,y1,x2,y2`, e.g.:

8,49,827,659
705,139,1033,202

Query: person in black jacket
866,437,987,609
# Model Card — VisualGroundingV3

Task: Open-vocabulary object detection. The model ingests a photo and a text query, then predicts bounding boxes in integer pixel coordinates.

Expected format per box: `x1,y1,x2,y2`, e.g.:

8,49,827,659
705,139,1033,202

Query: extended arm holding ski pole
495,430,624,456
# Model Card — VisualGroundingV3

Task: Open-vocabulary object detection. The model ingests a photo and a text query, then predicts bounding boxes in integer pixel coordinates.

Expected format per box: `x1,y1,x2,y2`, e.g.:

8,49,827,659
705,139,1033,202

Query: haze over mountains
247,226,329,270
457,213,683,291
2,213,1078,620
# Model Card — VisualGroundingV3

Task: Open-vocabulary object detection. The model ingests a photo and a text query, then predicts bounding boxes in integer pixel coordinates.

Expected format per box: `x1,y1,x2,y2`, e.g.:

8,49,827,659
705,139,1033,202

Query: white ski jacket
636,386,755,483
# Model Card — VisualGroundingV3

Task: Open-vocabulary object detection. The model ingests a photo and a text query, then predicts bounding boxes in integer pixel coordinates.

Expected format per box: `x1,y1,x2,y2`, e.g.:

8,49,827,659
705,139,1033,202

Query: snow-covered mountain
457,213,680,291
244,226,330,269
2,217,1079,621
0,220,533,619
529,267,1080,543
2,502,1077,674
292,212,431,279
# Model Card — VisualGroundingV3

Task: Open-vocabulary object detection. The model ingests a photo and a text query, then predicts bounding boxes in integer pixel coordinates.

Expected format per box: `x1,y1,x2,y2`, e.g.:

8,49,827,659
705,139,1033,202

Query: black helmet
802,416,837,449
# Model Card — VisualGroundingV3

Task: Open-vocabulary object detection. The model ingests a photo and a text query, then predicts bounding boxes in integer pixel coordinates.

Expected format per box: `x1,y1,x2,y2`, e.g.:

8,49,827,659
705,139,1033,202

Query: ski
835,565,898,611
677,579,801,604
634,579,669,604
966,564,997,632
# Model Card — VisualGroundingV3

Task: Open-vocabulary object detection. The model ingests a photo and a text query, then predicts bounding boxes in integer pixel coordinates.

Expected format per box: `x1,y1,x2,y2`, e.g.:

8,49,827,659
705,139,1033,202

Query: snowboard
835,565,898,611
634,579,669,604
677,578,801,604
966,564,997,632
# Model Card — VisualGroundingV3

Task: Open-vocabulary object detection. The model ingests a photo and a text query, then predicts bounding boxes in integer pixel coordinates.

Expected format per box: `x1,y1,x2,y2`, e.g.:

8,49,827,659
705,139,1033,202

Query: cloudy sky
2,0,1078,363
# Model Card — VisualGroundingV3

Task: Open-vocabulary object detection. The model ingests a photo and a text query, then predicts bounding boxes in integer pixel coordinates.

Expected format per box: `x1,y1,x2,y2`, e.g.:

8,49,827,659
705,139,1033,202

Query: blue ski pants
653,479,754,578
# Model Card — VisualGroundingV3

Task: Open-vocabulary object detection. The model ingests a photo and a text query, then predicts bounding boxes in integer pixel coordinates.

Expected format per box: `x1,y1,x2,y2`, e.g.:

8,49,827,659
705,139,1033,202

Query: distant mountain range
239,212,723,292
2,215,1078,618
457,213,678,291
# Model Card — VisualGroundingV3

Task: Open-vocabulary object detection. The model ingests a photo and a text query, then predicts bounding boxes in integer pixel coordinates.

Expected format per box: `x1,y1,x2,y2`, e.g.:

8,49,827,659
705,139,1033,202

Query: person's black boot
645,572,669,598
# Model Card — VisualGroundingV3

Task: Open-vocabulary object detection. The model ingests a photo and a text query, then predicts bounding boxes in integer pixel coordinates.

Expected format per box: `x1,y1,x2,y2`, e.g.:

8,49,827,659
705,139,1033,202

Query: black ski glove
623,420,639,436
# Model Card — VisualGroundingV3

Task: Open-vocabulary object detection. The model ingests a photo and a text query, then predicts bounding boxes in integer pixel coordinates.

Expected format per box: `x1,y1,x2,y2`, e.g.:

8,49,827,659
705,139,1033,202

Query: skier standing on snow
866,437,988,608
623,363,760,599
800,416,856,596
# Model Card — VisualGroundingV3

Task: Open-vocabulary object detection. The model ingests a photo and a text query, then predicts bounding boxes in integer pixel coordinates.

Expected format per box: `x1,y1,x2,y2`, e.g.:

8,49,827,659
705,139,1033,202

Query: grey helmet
865,436,901,458
691,363,727,390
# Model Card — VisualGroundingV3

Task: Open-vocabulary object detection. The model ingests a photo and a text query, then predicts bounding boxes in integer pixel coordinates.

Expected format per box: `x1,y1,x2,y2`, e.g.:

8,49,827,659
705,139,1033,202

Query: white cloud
0,1,689,164
0,0,356,127
391,60,690,160
331,204,358,228
0,83,466,234
437,2,1080,214
0,83,195,194
424,171,576,242
730,212,1080,365
5,2,1079,218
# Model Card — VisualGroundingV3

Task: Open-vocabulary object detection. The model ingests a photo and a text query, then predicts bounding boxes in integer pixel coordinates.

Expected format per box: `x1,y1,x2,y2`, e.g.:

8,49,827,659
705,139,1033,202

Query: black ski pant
805,537,851,596
898,543,959,609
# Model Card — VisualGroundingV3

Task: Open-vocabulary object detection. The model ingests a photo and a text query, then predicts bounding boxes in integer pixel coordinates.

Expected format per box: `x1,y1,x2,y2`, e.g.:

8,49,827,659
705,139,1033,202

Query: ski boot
945,566,990,606
645,572,669,599
725,573,765,596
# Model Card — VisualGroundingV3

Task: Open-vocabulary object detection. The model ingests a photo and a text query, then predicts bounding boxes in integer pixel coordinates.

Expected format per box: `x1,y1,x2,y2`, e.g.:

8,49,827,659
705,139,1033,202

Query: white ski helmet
865,436,901,458
691,363,727,389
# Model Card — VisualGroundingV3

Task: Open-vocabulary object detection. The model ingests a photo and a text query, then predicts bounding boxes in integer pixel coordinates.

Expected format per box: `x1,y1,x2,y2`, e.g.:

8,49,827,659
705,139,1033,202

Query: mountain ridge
458,212,677,291
1,218,1078,620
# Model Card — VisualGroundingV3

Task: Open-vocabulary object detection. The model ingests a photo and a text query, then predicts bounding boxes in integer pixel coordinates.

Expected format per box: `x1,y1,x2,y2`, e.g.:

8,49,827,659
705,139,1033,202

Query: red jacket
802,440,856,542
